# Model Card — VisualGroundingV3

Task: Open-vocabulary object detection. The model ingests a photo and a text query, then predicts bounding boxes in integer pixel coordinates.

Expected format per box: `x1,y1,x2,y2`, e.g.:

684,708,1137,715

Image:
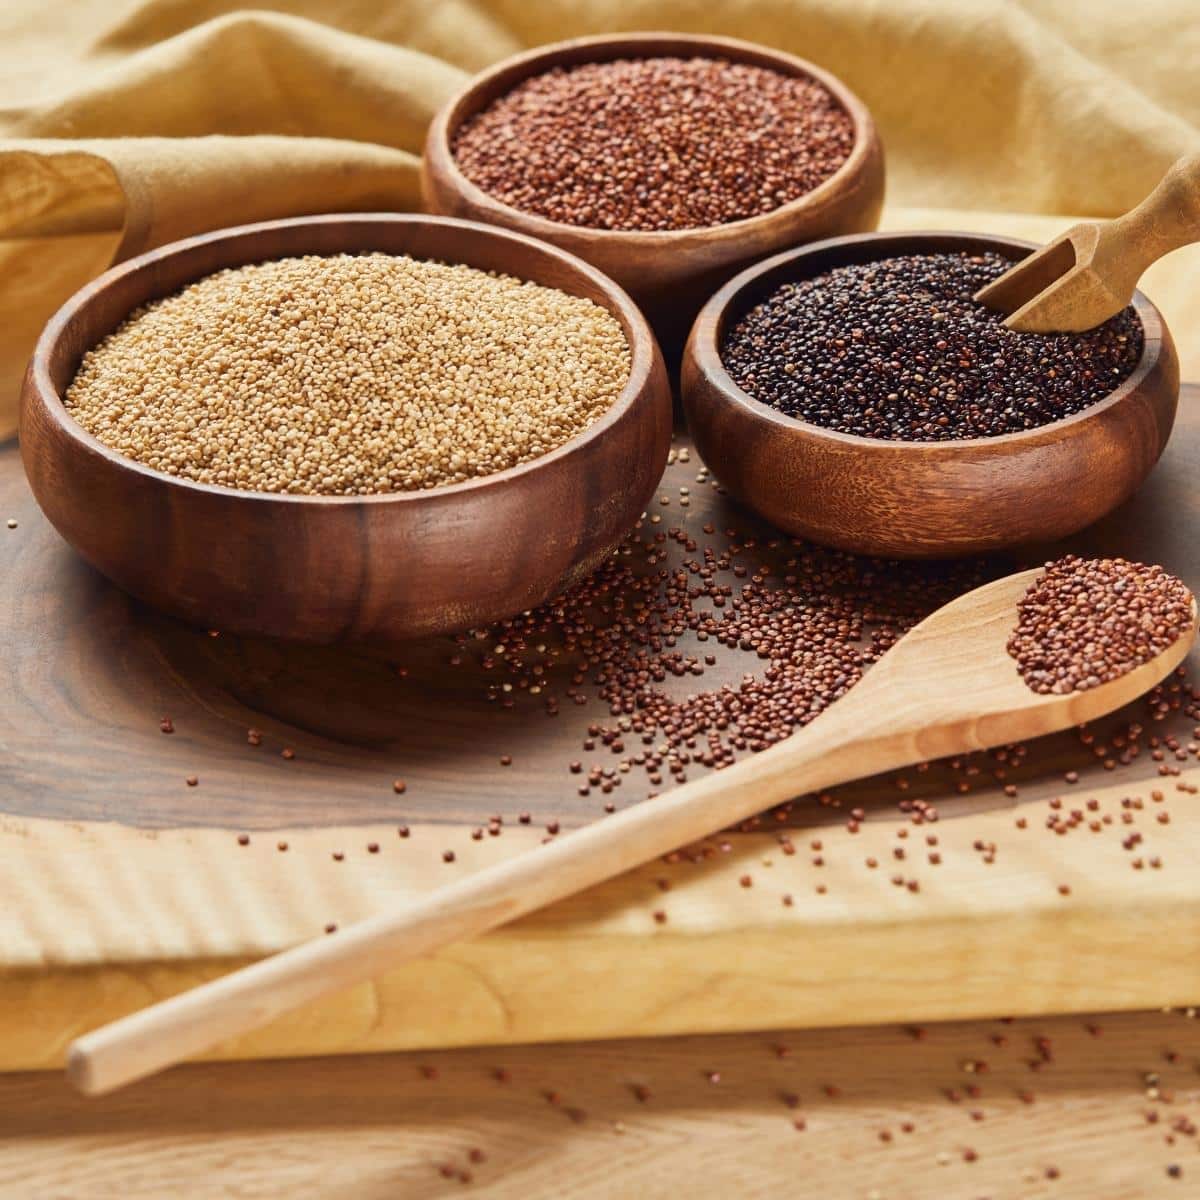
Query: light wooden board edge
3,767,1199,1072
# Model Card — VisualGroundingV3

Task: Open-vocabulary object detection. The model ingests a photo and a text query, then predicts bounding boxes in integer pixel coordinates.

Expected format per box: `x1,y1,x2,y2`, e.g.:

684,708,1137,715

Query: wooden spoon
66,567,1197,1096
974,152,1200,332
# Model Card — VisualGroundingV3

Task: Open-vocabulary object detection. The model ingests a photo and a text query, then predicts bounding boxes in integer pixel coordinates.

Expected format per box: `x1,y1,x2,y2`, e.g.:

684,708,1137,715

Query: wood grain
18,213,672,641
421,33,885,351
4,1010,1199,1199
6,756,1200,1075
682,230,1180,557
3,392,1200,1070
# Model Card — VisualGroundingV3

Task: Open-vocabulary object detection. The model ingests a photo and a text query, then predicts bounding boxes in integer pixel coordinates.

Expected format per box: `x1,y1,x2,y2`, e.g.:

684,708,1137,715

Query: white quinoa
64,253,632,495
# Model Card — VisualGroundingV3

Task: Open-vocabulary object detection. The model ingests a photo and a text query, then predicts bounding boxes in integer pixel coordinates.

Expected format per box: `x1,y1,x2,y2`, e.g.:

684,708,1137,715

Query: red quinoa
1008,556,1193,694
452,56,853,232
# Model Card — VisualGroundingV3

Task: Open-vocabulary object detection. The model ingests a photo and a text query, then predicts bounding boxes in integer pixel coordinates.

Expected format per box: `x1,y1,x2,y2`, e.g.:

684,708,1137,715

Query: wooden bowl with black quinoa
681,231,1179,558
421,32,885,353
19,214,672,642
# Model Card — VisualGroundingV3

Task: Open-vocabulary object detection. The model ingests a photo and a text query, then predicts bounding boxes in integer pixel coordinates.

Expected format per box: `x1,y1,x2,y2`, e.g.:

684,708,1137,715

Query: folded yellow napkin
2,1,1198,439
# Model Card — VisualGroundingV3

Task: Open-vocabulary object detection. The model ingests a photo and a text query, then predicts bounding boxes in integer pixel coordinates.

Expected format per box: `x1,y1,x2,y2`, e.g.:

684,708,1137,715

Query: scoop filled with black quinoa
719,251,1144,442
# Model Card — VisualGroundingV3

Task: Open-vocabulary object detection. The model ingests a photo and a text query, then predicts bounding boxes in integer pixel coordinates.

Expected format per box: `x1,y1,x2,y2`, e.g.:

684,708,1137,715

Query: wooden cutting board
3,389,1200,1073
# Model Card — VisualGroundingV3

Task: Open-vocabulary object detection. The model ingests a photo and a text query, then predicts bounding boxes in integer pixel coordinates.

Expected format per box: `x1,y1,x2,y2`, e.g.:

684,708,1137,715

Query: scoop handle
1109,152,1200,271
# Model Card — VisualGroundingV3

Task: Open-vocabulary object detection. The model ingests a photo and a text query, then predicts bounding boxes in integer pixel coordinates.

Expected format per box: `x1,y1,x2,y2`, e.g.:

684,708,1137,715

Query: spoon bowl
816,568,1197,765
68,562,1197,1095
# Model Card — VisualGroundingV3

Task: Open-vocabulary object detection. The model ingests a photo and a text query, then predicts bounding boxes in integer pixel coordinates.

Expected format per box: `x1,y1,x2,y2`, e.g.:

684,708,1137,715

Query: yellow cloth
2,1,1199,439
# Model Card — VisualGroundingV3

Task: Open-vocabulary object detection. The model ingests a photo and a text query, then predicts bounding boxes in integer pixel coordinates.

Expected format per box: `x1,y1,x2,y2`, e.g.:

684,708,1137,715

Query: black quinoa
720,251,1144,441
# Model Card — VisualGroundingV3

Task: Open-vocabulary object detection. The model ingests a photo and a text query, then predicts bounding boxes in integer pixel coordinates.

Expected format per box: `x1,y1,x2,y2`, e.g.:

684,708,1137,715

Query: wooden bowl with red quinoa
682,231,1179,558
20,214,672,642
422,32,885,351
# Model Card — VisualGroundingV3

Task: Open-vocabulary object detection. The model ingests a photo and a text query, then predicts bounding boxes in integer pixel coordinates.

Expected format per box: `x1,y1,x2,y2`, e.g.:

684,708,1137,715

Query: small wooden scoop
975,152,1200,332
67,568,1197,1096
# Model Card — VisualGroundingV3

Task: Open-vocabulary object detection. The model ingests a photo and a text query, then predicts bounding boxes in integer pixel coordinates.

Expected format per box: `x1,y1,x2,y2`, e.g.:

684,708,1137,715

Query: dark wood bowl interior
421,32,886,352
681,231,1180,558
20,214,672,642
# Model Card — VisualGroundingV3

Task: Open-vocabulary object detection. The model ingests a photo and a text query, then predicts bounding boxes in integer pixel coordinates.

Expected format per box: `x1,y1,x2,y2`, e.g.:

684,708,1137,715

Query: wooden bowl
422,33,885,352
682,231,1179,558
20,214,672,642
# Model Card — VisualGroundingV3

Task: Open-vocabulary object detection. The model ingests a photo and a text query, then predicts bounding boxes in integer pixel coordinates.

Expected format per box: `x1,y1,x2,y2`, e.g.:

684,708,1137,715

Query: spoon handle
67,697,897,1097
63,565,1195,1096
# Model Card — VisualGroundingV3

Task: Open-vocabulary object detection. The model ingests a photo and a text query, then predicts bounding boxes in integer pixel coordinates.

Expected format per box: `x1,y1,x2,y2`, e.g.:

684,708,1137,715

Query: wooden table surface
3,1007,1198,1198
5,388,1200,1196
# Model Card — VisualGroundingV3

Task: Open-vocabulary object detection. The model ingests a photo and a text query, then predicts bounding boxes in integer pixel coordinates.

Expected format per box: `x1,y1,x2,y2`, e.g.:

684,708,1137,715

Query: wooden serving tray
3,391,1200,1072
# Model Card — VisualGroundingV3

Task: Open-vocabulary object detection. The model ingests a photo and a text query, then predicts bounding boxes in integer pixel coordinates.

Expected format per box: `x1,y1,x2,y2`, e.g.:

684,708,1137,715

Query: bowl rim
687,229,1166,453
28,212,662,507
425,30,880,248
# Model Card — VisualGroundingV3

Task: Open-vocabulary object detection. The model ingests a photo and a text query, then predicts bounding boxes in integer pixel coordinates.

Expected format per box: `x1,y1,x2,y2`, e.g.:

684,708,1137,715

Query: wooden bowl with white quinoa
20,214,671,641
